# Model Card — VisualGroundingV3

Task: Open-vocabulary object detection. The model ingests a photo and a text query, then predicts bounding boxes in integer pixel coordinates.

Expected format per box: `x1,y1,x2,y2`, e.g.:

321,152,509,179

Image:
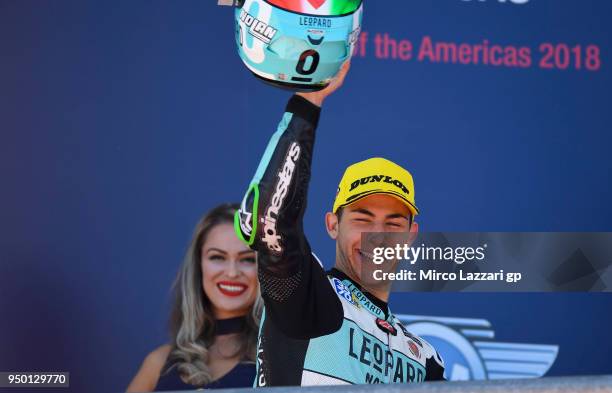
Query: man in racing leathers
235,62,445,386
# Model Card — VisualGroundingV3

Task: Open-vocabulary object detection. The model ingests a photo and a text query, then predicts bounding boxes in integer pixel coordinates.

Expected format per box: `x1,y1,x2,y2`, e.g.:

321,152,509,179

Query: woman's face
201,223,258,319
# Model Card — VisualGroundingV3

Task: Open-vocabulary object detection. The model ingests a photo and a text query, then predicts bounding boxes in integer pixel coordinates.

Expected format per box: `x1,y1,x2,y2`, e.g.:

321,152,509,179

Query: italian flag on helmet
266,0,362,16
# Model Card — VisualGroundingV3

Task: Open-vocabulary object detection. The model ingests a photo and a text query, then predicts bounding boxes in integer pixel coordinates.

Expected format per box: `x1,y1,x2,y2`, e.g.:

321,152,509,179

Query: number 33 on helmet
235,0,363,91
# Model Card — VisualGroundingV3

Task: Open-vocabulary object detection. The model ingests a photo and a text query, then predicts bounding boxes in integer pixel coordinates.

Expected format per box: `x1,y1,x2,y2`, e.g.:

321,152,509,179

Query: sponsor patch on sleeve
332,277,356,306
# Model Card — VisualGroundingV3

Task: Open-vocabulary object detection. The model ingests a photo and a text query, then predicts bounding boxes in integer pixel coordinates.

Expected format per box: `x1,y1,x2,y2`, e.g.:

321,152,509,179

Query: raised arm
234,63,350,339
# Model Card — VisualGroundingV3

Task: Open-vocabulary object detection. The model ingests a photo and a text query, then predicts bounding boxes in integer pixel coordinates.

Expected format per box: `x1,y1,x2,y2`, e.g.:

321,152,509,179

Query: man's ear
410,221,419,233
407,221,419,244
325,212,339,240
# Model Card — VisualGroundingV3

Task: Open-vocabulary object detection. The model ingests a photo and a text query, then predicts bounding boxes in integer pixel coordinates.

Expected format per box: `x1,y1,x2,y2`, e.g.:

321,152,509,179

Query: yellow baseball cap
332,157,419,217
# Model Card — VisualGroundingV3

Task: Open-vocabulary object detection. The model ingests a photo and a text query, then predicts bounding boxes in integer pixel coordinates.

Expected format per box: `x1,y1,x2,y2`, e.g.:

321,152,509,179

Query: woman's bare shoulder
147,345,172,366
126,345,173,392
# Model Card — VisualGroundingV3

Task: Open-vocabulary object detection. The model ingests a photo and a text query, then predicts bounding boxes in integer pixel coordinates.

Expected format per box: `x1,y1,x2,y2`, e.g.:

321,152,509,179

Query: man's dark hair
336,207,345,222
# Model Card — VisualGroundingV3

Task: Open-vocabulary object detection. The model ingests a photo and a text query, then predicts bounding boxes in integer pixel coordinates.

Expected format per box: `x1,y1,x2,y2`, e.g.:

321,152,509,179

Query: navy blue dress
154,316,256,391
155,361,255,391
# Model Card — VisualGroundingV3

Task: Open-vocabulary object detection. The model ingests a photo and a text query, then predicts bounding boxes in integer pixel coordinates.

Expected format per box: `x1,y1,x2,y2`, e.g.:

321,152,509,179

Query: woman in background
127,203,261,391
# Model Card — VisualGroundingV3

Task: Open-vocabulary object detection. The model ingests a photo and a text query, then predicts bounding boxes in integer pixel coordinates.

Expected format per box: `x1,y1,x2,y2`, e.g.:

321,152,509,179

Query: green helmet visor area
265,0,362,17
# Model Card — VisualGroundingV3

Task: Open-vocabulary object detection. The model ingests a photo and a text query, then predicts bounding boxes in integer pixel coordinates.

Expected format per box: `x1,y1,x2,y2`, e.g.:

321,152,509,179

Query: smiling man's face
326,194,418,298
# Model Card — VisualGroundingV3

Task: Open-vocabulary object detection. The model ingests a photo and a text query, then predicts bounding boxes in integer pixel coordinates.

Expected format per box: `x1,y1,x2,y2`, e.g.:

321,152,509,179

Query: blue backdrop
1,1,611,392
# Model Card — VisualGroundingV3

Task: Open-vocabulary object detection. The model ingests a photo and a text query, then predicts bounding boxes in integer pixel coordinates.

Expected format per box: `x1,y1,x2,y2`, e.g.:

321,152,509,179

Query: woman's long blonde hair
164,203,262,386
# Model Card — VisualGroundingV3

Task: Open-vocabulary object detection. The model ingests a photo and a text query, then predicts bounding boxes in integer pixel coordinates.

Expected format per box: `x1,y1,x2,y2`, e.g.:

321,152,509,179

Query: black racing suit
235,95,445,386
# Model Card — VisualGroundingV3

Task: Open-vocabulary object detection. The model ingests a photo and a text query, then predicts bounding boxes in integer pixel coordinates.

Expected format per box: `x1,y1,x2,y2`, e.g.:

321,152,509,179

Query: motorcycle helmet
235,0,363,91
